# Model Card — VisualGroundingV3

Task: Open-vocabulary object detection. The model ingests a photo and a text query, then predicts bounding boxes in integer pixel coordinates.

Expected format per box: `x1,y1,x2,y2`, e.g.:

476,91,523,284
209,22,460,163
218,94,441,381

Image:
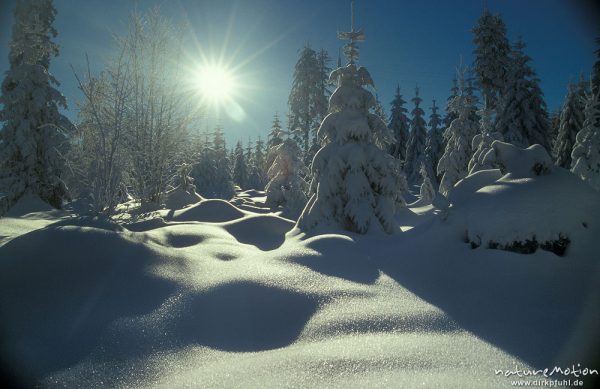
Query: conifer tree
443,77,459,145
233,141,249,190
571,90,600,191
592,37,600,95
495,38,551,150
554,82,586,168
424,99,444,183
419,164,435,205
405,86,428,183
248,136,267,190
438,67,479,196
472,8,511,110
265,136,308,214
387,85,410,163
289,45,319,157
298,9,404,234
0,0,74,210
468,100,503,174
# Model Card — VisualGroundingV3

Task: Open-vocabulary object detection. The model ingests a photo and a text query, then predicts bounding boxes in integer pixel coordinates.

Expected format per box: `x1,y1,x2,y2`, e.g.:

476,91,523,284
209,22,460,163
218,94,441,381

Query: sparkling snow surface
0,182,598,388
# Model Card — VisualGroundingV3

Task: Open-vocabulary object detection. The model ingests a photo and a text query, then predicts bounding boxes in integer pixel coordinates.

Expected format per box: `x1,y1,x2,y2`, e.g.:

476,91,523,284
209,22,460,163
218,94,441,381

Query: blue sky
0,0,598,145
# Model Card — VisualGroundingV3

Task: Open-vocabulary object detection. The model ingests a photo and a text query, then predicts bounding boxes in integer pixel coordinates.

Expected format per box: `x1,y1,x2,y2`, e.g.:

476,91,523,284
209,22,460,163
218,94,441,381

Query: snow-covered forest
1,0,599,387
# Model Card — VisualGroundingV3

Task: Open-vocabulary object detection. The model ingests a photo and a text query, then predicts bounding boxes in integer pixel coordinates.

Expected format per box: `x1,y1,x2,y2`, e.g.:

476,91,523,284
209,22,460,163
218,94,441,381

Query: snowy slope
0,180,599,388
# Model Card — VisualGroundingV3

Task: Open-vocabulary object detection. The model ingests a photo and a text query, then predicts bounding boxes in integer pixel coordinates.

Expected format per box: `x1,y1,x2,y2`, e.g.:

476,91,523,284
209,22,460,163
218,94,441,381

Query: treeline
1,1,599,219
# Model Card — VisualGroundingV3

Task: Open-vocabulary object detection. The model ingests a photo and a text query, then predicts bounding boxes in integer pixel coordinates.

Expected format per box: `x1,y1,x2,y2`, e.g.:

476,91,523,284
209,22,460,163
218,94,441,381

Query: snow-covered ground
1,170,599,388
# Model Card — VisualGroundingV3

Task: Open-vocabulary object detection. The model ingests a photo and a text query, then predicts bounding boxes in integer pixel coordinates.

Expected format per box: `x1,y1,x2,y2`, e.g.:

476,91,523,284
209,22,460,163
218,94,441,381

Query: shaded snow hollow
0,182,599,388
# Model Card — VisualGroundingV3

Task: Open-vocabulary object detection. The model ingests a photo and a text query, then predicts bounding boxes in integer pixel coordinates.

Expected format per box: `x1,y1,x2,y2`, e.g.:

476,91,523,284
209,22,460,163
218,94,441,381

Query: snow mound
449,169,503,206
170,199,245,222
4,193,57,218
163,187,203,210
124,217,168,232
292,234,380,284
223,215,294,250
487,141,553,178
172,281,318,352
465,168,600,255
0,225,176,379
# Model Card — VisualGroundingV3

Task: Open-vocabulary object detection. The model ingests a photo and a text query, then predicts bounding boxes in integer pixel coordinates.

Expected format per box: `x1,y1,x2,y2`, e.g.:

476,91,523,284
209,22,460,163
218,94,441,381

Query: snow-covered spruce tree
373,94,386,122
387,85,410,163
307,48,332,166
0,0,75,210
266,113,285,169
468,100,503,174
571,90,600,191
265,136,308,214
233,141,248,190
442,77,459,146
405,86,429,183
553,82,586,168
212,127,235,199
495,38,552,150
472,8,511,110
191,131,216,197
419,164,435,205
593,37,600,95
289,45,319,158
247,137,267,190
297,15,404,234
424,99,444,183
437,67,479,197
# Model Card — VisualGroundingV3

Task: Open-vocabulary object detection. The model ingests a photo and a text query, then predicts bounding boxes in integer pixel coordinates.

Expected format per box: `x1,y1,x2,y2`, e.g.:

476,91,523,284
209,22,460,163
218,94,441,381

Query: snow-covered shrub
468,102,503,174
486,140,553,178
461,142,596,256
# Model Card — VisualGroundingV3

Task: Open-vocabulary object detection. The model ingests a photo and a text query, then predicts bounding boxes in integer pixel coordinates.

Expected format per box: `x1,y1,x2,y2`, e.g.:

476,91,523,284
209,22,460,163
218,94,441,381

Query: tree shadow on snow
171,281,319,352
0,225,178,380
372,218,592,369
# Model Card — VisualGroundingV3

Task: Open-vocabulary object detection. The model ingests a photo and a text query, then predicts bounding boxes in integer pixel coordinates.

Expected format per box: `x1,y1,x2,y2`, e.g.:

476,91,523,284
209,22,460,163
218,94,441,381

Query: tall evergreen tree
424,99,444,183
387,85,410,163
0,0,74,210
405,86,428,183
443,77,460,145
247,136,267,190
298,15,403,234
265,136,308,214
472,8,511,110
592,37,600,95
289,44,319,158
495,38,552,150
571,91,600,191
553,82,586,168
438,67,479,196
233,141,249,190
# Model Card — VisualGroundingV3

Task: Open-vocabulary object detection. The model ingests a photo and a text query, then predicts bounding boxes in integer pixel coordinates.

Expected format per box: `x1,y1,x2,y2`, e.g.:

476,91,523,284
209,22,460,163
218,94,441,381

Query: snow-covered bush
460,141,593,256
486,140,553,178
468,102,503,174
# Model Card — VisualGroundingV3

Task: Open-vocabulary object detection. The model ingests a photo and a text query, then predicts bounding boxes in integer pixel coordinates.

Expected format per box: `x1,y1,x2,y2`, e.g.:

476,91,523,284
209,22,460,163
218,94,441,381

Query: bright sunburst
193,64,236,105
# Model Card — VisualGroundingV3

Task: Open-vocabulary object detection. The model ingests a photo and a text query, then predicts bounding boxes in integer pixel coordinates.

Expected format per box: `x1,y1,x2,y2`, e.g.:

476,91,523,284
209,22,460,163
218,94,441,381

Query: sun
193,64,236,104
